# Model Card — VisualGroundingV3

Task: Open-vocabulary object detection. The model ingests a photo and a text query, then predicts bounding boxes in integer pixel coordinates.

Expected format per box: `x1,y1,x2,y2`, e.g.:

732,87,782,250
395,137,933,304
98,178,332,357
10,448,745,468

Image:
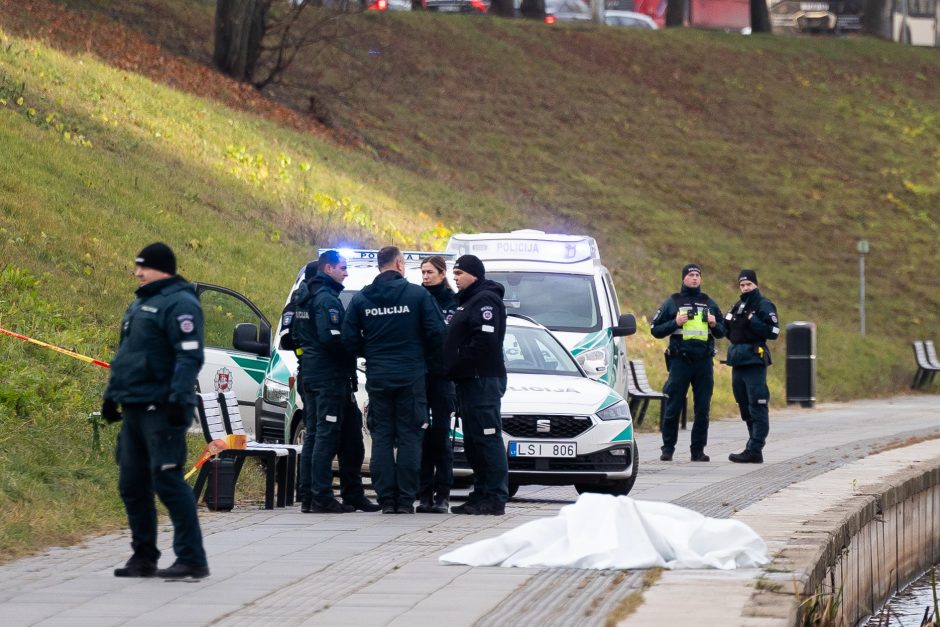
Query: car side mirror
611,313,637,337
233,322,270,357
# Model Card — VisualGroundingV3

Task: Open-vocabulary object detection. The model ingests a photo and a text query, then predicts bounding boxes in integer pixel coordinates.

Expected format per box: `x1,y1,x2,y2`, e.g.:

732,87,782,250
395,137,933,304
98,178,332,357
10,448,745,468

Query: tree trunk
665,0,686,26
214,0,268,82
750,0,771,32
489,0,517,16
519,0,545,18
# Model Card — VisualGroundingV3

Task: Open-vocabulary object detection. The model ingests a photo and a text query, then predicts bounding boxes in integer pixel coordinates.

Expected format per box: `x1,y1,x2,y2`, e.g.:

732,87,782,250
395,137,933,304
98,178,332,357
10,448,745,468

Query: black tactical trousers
660,354,713,456
117,404,206,567
456,376,508,507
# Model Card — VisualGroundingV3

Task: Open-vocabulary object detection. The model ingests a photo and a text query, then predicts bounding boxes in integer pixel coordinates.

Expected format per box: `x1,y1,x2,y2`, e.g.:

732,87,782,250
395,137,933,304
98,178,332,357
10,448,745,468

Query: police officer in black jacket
444,255,509,516
342,246,447,514
417,255,458,514
293,250,379,513
102,243,209,579
651,263,726,462
725,269,779,464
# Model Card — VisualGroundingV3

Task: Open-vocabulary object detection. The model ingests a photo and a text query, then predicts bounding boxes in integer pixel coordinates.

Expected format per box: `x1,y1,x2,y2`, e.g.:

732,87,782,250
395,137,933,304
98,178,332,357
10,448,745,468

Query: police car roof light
445,231,599,265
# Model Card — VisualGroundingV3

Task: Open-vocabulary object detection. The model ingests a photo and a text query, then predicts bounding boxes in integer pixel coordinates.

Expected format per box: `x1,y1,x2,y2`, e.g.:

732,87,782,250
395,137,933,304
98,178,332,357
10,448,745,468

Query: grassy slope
0,0,938,557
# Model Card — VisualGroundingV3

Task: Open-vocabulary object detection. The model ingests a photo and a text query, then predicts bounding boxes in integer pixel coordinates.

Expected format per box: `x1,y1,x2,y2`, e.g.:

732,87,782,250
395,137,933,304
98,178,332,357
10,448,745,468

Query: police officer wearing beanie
444,255,509,516
651,263,726,462
292,250,379,513
102,242,209,579
726,269,779,464
342,246,446,514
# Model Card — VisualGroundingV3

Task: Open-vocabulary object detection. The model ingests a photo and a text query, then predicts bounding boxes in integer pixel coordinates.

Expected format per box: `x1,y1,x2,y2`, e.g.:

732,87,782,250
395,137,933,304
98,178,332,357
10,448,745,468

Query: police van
444,230,637,398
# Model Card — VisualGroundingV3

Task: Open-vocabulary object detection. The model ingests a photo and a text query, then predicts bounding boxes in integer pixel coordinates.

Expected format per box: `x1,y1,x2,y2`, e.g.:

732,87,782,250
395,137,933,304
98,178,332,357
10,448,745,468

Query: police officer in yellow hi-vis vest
651,264,726,462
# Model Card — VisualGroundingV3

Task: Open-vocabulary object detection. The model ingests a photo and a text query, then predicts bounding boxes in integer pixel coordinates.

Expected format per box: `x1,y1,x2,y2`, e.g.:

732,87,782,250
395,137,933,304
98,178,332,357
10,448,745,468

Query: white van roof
445,230,600,270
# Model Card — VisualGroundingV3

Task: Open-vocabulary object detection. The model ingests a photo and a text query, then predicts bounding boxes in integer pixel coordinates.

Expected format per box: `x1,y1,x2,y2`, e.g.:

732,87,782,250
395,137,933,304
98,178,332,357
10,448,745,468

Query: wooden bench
193,392,290,509
627,360,668,427
218,390,300,506
912,340,940,389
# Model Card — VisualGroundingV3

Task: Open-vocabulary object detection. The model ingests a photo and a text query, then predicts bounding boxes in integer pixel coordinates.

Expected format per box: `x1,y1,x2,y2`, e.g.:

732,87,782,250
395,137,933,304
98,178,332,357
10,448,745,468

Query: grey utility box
786,321,816,408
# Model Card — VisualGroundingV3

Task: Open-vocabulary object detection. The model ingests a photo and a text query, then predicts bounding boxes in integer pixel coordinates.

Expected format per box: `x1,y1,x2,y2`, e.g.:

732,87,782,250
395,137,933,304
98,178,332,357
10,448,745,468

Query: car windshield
504,325,582,377
488,272,601,333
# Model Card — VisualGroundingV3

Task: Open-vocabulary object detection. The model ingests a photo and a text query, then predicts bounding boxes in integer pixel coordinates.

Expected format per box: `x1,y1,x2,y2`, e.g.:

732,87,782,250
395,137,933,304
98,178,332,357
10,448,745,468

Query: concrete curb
624,439,940,626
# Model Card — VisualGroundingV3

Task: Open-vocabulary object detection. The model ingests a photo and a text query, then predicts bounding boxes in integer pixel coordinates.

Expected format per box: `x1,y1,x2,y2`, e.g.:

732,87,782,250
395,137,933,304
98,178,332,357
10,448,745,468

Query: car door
193,283,272,437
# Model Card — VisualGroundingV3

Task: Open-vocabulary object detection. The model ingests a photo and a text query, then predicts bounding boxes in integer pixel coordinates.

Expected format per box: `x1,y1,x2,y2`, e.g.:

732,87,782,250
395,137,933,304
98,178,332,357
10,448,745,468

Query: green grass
0,1,939,557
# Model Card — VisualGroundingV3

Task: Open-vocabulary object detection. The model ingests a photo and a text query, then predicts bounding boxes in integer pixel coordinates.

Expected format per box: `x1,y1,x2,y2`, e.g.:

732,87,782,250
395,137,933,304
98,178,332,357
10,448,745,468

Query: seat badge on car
537,419,551,433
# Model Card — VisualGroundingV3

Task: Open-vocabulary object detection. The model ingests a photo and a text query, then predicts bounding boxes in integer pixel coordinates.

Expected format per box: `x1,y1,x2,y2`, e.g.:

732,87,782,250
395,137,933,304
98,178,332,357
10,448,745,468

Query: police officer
280,260,319,512
417,255,458,514
102,242,209,579
651,263,726,462
444,255,509,516
342,246,446,514
725,269,779,464
292,250,379,513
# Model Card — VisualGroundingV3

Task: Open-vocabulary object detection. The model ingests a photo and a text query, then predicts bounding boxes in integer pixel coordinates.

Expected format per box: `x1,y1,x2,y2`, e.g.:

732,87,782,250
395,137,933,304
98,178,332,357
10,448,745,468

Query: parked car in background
424,0,489,12
605,8,659,27
367,0,413,9
544,0,593,22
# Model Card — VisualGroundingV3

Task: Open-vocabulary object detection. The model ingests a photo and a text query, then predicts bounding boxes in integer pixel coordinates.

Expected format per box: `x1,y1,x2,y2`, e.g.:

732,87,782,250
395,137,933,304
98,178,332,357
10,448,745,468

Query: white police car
455,315,638,496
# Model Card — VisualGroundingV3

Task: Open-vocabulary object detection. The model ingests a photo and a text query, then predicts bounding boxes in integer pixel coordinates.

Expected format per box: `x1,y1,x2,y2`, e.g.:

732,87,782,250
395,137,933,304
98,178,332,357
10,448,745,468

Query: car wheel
574,441,639,496
508,482,519,498
291,417,305,447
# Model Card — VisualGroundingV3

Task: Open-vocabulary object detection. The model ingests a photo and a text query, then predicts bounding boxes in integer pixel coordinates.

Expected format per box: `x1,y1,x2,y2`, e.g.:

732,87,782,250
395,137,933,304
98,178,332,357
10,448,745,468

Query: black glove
101,399,122,423
166,402,191,427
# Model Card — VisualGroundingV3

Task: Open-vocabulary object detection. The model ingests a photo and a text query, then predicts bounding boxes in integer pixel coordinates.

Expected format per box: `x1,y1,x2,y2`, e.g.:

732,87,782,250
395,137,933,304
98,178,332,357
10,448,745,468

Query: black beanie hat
682,263,702,279
135,242,177,275
738,269,758,285
454,254,485,280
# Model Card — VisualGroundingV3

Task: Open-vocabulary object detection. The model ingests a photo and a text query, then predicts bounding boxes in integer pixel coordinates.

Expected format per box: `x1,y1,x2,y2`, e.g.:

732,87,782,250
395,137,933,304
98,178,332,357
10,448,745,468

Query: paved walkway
1,395,939,626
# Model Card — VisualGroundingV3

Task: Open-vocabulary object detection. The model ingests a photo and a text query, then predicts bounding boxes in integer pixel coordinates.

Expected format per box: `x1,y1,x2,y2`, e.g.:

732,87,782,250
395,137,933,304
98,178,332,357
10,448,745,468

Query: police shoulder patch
329,308,340,325
177,314,195,334
482,309,494,321
770,312,778,324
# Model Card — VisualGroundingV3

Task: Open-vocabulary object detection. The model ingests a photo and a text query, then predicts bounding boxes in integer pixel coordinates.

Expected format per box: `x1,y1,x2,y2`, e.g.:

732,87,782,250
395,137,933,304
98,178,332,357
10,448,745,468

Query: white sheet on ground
439,493,768,570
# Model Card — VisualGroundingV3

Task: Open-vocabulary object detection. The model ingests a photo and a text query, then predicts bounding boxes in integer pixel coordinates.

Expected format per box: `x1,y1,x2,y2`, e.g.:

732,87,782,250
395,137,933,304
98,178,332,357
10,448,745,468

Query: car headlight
262,378,289,406
576,348,609,373
596,400,631,422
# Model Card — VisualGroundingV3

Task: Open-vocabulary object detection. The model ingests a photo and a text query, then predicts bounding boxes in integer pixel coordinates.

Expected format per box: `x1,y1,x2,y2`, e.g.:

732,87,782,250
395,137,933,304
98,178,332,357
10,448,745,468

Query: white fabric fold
439,493,768,570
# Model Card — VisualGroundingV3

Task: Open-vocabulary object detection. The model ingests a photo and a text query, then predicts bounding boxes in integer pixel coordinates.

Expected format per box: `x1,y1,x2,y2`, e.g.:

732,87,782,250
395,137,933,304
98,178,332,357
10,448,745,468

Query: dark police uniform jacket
725,289,779,368
444,279,507,380
425,282,457,325
104,276,204,407
650,286,726,361
342,271,446,383
292,271,355,386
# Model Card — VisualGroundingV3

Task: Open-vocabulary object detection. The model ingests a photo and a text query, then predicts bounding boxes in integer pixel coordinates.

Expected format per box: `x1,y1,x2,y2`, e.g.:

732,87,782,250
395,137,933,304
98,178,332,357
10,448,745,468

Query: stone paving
0,395,938,626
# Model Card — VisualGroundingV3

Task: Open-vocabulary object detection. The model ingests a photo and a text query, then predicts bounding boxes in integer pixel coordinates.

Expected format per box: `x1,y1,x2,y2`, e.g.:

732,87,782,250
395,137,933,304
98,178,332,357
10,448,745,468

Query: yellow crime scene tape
0,326,111,369
2,325,232,475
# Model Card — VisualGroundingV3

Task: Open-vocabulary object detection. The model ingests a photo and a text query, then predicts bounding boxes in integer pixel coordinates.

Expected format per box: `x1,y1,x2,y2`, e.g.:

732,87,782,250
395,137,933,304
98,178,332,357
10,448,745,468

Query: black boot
300,497,312,513
344,496,381,512
155,560,210,579
415,497,434,513
728,449,763,464
114,555,157,578
691,451,710,462
430,496,450,514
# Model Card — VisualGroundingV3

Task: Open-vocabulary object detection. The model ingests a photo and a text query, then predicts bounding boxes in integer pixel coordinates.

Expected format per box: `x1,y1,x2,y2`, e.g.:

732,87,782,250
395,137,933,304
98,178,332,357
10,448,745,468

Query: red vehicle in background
618,0,750,30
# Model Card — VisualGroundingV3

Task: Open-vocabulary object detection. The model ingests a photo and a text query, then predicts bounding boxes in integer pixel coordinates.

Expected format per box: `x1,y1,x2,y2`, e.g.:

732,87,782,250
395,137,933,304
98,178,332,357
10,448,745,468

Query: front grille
508,448,631,472
262,423,285,443
502,415,593,439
